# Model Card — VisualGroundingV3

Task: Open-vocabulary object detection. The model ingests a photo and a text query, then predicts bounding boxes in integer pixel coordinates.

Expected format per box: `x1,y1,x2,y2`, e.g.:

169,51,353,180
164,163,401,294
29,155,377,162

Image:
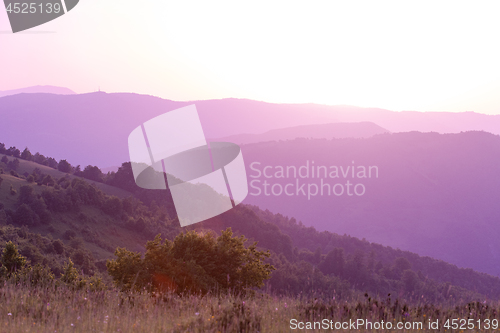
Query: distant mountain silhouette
0,85,75,98
216,122,389,144
1,92,500,168
239,131,500,277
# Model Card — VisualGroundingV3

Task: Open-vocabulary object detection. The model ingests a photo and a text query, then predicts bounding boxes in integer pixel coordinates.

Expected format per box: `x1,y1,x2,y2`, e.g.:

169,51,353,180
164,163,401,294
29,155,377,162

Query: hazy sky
1,1,500,113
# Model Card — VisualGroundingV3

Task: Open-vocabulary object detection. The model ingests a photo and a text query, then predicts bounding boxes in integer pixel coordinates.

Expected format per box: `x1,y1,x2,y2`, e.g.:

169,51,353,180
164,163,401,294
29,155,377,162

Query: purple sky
1,1,500,114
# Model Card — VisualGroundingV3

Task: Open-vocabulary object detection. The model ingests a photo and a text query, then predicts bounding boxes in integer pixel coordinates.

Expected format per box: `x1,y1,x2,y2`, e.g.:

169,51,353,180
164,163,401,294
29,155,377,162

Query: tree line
0,142,106,183
2,147,500,302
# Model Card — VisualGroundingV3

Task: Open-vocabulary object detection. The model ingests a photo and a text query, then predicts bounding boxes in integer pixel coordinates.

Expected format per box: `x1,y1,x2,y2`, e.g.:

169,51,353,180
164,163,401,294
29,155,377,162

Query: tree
7,158,20,171
106,162,138,192
102,196,123,216
107,228,274,295
71,248,95,274
0,176,3,188
122,196,140,214
344,251,367,284
20,148,32,161
60,259,86,289
41,174,55,186
394,257,412,271
107,248,144,292
57,159,73,173
82,165,103,182
1,156,8,164
74,165,82,177
60,259,79,284
33,153,46,165
393,257,412,280
320,248,345,277
0,241,27,275
47,157,58,169
52,240,64,254
402,269,419,292
7,147,20,157
16,264,55,286
17,186,51,225
18,185,36,205
13,203,39,226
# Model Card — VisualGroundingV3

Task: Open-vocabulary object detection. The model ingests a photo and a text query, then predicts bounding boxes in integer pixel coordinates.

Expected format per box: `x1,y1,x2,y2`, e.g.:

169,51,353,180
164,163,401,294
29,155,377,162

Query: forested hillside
240,131,500,276
1,143,499,303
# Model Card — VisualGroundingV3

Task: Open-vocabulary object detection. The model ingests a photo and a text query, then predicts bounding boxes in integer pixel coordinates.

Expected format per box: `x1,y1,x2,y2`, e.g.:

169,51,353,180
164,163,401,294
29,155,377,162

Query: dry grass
0,282,498,332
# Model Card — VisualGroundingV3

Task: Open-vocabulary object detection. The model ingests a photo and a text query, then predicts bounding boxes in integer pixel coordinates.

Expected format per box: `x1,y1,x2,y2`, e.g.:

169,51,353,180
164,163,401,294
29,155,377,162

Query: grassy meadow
1,282,499,332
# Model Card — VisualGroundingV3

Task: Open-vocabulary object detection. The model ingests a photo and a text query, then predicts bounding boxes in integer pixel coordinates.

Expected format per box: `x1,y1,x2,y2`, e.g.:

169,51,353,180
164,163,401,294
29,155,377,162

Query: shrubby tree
347,250,370,285
18,185,36,205
1,156,8,164
40,178,104,212
58,159,72,173
107,228,274,295
60,259,104,291
73,165,82,177
102,196,122,216
17,185,52,225
7,147,20,157
0,241,55,286
106,162,138,192
7,158,20,170
402,269,419,292
393,257,412,280
16,264,55,286
20,148,32,161
122,196,140,214
320,248,345,277
52,240,64,254
13,203,39,226
0,241,27,276
71,248,96,274
30,198,51,225
41,174,55,186
82,165,103,182
33,153,47,165
47,157,58,169
60,259,84,287
32,167,42,176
